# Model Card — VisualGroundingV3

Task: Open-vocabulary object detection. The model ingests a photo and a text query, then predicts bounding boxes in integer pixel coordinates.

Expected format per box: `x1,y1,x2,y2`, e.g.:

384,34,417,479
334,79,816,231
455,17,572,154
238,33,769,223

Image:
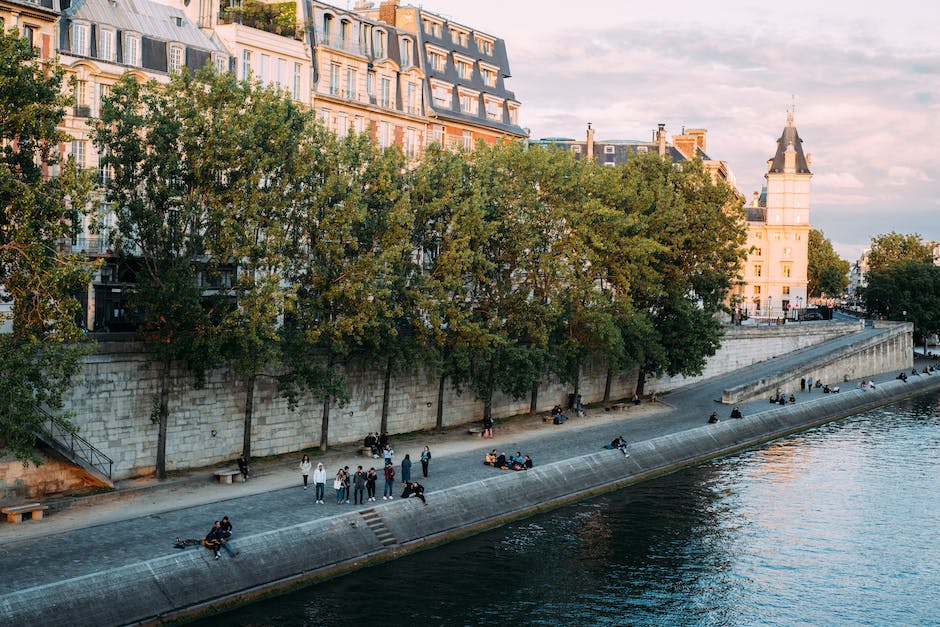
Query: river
197,391,940,626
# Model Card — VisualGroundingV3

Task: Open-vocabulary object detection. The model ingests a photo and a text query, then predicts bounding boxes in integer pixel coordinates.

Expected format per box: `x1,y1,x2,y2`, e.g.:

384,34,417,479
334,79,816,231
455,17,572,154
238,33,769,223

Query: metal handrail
36,406,113,480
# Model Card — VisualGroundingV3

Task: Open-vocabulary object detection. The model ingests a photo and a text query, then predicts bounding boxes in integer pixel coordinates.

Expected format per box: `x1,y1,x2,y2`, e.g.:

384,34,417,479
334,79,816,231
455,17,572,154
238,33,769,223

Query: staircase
359,508,397,547
34,407,114,487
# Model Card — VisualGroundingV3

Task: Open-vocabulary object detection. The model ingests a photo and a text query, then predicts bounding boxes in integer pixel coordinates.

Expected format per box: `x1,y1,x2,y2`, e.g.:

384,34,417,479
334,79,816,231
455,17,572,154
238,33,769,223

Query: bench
2,503,49,523
542,416,554,423
213,469,244,484
361,447,377,458
467,427,484,436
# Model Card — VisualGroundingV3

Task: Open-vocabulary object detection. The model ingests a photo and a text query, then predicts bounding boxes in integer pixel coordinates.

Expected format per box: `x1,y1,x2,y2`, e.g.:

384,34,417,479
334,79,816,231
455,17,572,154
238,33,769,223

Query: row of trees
2,41,747,474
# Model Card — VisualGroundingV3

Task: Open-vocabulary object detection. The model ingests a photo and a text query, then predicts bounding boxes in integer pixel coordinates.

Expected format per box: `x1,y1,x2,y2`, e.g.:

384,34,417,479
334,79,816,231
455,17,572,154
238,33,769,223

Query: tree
867,231,932,274
94,70,234,478
0,31,95,464
807,229,849,298
865,261,940,352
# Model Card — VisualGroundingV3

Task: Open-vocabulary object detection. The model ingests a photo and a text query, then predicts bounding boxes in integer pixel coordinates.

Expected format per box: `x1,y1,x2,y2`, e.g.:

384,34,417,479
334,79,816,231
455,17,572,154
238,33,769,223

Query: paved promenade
0,325,934,603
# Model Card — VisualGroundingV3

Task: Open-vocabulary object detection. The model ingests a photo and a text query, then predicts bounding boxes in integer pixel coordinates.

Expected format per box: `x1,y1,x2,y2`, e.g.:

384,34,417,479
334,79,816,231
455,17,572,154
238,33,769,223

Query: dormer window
374,29,387,58
168,44,184,73
400,37,412,67
454,56,472,80
98,28,115,62
480,63,498,87
213,52,228,74
450,27,468,47
173,16,183,27
426,45,447,72
476,36,494,55
72,22,89,56
422,18,442,38
123,32,141,67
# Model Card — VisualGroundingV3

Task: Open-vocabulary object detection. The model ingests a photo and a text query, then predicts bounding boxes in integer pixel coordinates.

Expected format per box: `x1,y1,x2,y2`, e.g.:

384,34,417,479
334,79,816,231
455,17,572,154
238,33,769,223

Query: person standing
352,466,367,505
313,462,326,503
334,468,345,505
366,467,378,502
401,454,412,483
342,465,351,504
420,446,431,478
483,415,494,439
800,377,806,392
237,454,250,482
383,463,396,499
383,443,395,467
299,455,312,490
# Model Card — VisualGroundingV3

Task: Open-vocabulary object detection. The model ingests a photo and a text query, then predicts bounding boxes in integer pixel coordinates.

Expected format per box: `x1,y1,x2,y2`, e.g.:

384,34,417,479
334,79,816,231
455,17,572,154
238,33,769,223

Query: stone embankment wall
4,372,938,627
0,321,865,497
722,322,912,403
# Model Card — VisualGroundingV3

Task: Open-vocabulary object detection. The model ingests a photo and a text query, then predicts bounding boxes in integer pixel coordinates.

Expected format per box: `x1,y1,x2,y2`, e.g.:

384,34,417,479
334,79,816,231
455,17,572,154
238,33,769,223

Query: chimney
586,122,595,160
751,191,759,207
378,0,398,25
656,123,667,157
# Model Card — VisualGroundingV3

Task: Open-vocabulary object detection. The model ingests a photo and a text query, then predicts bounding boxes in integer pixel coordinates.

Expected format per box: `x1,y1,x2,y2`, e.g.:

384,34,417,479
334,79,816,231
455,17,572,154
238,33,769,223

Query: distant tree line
2,47,747,474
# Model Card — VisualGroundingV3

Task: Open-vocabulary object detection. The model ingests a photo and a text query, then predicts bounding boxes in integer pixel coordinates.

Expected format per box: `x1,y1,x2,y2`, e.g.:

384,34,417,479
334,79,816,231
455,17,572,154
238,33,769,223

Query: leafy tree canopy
807,229,849,298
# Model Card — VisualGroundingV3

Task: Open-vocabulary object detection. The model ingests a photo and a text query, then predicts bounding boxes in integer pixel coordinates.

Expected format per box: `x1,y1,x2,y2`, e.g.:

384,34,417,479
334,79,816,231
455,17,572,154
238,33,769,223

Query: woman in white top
313,462,326,503
300,455,312,490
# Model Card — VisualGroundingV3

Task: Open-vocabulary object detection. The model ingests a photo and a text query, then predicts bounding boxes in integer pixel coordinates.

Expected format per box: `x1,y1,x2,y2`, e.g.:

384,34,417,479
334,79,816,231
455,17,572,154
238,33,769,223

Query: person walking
420,446,431,478
366,467,378,501
401,454,412,483
383,463,396,499
299,455,312,490
352,466,367,505
313,462,326,503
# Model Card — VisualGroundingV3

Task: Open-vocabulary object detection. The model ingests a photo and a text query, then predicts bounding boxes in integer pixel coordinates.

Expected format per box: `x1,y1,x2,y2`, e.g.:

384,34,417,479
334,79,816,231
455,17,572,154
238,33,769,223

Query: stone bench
213,469,244,484
361,447,378,458
467,427,484,436
607,403,625,411
2,503,49,523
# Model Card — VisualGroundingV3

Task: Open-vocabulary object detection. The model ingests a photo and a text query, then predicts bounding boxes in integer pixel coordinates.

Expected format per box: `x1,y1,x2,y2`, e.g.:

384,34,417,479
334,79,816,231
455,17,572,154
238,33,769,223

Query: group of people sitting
175,515,237,560
550,405,568,424
856,379,877,390
604,435,630,457
769,391,797,405
708,407,743,423
400,481,427,505
363,431,391,458
484,450,533,470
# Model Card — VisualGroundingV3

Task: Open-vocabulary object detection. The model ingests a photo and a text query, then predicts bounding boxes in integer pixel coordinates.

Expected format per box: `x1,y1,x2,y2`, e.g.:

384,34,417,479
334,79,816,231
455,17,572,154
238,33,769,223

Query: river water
198,392,940,626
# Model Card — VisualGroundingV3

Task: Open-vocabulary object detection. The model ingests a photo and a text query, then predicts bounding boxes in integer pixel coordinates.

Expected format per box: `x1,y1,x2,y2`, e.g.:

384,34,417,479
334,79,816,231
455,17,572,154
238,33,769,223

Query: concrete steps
360,508,397,546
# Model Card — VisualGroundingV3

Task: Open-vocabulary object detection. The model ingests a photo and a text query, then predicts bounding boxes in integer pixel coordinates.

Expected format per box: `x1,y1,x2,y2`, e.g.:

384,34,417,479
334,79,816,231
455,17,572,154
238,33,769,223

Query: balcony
73,105,91,118
219,0,300,39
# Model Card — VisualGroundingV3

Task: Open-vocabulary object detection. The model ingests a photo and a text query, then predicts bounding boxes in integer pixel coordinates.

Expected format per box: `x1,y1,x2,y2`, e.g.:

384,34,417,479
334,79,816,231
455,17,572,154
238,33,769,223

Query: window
753,247,762,257
72,22,89,56
260,53,269,83
354,116,364,134
481,66,497,87
773,232,781,240
637,146,648,153
431,83,449,108
329,64,339,94
484,98,501,121
22,24,37,51
336,113,348,139
405,82,417,114
782,286,791,295
459,91,477,114
340,20,350,45
451,28,468,47
461,130,472,150
318,107,329,127
783,264,792,278
380,77,390,108
604,145,615,155
375,30,387,58
322,14,333,40
422,19,442,38
277,58,286,88
455,58,472,80
124,33,141,67
71,140,86,166
507,105,518,125
426,47,446,71
754,231,763,239
477,36,494,55
98,147,112,186
168,44,184,73
784,247,792,257
404,127,418,158
378,121,389,148
753,264,762,277
215,53,228,75
241,49,251,80
400,38,412,67
99,28,115,62
97,83,110,116
430,124,444,144
346,67,356,99
572,145,581,154
753,285,761,295
293,63,301,100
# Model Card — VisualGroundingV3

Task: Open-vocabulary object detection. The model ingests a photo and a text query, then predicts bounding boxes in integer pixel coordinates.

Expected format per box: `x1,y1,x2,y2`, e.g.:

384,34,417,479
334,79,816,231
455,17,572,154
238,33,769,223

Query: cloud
886,166,932,186
814,173,865,189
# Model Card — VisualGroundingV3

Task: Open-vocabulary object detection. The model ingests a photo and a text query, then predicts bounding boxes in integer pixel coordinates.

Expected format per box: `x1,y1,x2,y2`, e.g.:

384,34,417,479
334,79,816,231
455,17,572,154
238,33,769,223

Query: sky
410,0,940,261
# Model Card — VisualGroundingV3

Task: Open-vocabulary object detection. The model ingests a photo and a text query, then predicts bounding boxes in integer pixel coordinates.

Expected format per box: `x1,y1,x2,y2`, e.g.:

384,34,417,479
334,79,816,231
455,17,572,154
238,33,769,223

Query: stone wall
0,321,866,491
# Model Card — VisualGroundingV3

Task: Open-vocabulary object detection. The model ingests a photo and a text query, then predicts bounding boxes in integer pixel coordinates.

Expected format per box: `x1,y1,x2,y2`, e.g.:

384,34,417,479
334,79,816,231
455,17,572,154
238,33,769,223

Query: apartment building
1,0,59,59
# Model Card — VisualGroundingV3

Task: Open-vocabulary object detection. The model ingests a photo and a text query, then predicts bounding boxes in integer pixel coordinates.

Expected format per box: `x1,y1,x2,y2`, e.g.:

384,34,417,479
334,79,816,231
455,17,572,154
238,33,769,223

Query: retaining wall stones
6,372,938,626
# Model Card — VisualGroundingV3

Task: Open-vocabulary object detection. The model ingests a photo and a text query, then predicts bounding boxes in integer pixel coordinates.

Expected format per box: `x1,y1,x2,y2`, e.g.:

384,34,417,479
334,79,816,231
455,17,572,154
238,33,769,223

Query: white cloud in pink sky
415,0,940,260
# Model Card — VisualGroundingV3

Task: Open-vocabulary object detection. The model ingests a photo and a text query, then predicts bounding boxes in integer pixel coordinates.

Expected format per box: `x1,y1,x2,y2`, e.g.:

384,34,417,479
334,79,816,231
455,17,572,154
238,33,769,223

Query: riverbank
2,358,938,625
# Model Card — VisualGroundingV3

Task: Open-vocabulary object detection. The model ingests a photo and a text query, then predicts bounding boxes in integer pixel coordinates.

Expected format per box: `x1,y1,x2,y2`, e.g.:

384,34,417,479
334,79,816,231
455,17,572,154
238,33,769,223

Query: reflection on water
197,393,940,626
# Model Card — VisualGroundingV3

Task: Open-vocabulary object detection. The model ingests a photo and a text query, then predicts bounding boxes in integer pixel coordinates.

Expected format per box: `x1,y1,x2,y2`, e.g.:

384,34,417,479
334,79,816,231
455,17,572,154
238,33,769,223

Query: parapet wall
5,372,938,626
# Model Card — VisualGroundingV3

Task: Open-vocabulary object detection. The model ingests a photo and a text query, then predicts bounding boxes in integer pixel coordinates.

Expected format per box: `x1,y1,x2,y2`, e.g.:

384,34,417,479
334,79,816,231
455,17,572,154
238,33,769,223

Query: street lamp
767,296,773,326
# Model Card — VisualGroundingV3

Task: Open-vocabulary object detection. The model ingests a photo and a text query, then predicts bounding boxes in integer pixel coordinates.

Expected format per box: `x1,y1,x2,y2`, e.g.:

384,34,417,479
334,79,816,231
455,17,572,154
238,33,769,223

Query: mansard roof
767,115,811,175
64,0,220,51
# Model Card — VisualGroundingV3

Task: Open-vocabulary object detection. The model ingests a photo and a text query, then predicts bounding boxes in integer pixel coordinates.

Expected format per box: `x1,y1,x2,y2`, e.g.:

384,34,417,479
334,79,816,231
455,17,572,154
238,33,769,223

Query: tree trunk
242,373,255,459
483,360,494,421
156,357,171,480
320,351,334,452
636,368,647,396
380,356,391,435
529,384,538,416
603,368,612,403
436,373,445,434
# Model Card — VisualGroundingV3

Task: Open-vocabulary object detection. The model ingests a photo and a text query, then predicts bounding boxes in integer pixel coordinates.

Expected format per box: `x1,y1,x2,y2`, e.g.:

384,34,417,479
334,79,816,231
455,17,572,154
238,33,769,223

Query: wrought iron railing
37,406,113,481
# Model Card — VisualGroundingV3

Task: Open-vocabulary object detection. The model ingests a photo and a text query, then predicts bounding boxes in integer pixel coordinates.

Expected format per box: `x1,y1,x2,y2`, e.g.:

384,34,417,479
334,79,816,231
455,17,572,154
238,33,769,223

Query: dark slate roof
767,121,811,174
7,0,58,13
63,0,221,50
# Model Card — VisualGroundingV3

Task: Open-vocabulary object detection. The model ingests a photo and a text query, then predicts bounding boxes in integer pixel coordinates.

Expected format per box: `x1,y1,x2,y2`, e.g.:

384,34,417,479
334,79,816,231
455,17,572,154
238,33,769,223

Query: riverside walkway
1,325,937,622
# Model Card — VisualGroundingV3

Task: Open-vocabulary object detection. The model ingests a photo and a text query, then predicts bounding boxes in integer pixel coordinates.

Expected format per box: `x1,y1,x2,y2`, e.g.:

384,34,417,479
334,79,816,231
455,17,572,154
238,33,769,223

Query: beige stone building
1,0,59,60
733,112,812,319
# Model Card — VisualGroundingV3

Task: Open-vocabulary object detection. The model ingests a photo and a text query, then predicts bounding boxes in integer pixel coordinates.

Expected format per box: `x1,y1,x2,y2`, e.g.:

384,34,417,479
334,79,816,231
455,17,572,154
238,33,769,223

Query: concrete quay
0,327,937,626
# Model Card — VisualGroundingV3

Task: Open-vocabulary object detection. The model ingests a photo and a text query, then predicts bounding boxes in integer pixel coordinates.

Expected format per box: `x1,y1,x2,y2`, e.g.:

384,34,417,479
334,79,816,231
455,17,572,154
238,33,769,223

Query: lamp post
767,296,773,326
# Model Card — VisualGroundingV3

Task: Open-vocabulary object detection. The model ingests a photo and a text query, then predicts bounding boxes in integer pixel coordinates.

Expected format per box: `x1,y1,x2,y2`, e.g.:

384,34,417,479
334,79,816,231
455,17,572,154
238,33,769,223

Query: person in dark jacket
237,454,249,481
401,454,412,483
352,466,367,504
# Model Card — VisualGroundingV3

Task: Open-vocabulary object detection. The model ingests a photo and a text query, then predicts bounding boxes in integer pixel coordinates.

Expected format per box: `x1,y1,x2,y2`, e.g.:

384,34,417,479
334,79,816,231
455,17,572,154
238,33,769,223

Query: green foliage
868,231,933,274
0,31,95,464
865,261,940,346
220,0,298,38
807,229,849,298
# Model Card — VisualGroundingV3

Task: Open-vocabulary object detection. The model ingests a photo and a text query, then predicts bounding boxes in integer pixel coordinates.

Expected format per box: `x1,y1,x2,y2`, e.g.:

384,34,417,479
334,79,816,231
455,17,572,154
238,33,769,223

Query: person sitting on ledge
897,372,908,382
495,452,508,470
729,406,743,419
708,411,719,423
788,394,796,403
510,451,526,470
831,386,840,393
523,455,533,470
823,384,831,393
484,450,497,466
